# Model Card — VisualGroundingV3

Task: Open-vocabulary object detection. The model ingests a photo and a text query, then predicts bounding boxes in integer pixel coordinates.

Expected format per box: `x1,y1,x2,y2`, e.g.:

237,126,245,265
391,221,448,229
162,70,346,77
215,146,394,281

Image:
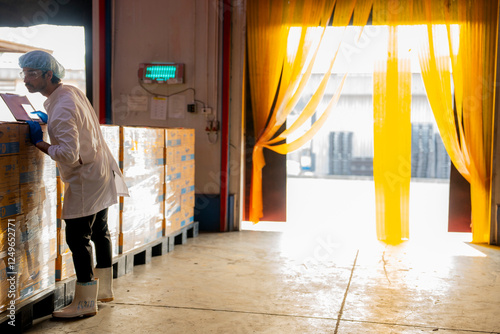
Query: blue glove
26,120,43,145
30,111,48,123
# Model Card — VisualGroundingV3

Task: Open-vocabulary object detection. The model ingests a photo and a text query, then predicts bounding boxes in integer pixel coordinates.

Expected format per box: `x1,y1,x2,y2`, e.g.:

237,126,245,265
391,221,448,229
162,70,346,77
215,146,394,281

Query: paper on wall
150,96,168,120
168,95,186,119
127,95,148,112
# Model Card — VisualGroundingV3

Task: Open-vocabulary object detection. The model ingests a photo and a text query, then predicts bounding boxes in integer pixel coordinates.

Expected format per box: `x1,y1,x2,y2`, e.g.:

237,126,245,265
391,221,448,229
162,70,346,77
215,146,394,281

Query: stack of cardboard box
100,125,121,257
0,123,196,313
120,127,165,254
165,128,195,234
0,123,56,311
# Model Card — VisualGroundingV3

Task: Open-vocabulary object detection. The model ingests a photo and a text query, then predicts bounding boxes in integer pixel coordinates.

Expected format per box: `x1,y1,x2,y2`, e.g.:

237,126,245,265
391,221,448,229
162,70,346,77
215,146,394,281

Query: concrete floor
26,178,500,333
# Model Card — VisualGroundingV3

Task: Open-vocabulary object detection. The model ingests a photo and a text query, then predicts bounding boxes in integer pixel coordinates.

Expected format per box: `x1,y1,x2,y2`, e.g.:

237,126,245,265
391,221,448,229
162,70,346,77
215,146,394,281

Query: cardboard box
0,186,20,219
100,125,120,163
19,123,41,151
0,155,19,188
17,259,55,303
165,179,183,198
166,163,182,182
181,128,195,146
180,145,194,162
122,126,164,150
181,161,195,180
0,257,8,313
180,207,194,227
108,203,120,257
166,211,182,234
180,177,195,193
166,192,181,219
55,252,75,281
181,192,195,209
20,183,41,214
165,147,176,165
0,123,20,156
165,128,182,147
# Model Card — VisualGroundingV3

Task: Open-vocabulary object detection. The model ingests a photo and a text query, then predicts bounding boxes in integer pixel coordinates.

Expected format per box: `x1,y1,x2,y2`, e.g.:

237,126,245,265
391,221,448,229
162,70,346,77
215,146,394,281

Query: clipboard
0,93,40,122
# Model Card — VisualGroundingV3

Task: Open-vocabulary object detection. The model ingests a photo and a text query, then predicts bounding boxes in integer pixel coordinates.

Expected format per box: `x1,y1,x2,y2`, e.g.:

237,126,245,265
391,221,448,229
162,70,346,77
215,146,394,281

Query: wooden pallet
0,286,54,333
112,221,199,278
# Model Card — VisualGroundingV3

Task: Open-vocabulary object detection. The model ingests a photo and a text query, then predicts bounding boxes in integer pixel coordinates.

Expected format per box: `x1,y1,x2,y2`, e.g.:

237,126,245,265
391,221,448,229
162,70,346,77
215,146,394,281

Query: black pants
65,208,112,283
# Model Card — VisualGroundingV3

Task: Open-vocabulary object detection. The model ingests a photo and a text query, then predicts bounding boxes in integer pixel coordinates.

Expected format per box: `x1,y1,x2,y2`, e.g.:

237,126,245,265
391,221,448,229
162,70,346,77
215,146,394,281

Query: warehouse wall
111,0,222,198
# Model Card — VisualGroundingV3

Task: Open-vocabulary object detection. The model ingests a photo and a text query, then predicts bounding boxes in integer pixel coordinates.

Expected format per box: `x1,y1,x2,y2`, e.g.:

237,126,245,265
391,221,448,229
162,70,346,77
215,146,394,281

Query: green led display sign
138,63,184,84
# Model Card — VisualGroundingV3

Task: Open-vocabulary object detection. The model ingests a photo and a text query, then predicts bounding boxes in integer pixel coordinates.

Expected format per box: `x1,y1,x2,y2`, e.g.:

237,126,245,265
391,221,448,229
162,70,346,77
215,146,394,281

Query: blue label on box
167,139,181,147
181,154,194,162
0,142,20,155
181,185,194,194
167,173,181,182
1,203,21,218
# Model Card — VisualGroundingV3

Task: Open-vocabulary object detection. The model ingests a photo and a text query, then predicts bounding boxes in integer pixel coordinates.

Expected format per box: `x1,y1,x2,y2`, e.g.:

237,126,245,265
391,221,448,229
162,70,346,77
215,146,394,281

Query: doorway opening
243,25,470,245
0,24,86,115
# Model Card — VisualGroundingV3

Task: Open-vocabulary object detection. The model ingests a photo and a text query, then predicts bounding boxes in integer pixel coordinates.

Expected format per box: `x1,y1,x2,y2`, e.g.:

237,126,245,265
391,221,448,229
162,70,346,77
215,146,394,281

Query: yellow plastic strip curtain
247,0,335,223
352,0,374,41
416,0,499,243
247,0,289,138
352,0,374,27
373,27,412,244
247,0,296,224
248,0,374,223
372,0,414,25
265,73,348,153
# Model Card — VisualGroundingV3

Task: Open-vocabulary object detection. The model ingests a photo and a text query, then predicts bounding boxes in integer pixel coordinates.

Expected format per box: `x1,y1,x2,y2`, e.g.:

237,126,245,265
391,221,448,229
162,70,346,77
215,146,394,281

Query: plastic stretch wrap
121,127,165,253
55,179,75,281
165,128,195,235
0,258,7,313
0,123,57,310
100,125,121,257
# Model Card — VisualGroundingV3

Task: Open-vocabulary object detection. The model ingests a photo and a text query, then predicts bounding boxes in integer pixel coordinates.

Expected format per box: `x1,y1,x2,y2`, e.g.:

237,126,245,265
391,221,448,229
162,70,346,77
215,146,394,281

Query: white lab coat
44,84,129,219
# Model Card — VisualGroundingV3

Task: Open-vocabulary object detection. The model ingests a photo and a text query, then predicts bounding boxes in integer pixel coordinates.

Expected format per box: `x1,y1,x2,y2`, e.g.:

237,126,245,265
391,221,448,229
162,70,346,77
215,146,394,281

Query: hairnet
19,50,65,79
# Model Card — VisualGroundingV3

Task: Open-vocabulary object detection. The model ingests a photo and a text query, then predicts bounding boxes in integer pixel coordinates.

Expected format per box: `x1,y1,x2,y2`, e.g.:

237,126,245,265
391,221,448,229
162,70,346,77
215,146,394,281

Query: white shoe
94,267,114,302
53,280,98,318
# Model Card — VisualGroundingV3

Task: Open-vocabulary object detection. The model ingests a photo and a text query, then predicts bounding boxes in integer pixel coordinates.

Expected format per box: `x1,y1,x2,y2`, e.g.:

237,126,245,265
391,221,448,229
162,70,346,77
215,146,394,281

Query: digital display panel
138,63,184,84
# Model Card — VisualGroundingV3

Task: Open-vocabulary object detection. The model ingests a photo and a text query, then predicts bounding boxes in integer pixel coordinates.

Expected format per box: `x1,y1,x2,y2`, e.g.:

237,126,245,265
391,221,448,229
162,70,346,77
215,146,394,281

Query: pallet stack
329,131,353,176
0,123,57,311
100,125,121,257
411,123,434,178
120,126,166,254
0,123,196,315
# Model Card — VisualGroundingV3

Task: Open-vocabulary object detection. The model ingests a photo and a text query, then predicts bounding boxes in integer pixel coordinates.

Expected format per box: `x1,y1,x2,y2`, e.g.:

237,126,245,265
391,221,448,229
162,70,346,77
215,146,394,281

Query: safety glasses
19,70,47,80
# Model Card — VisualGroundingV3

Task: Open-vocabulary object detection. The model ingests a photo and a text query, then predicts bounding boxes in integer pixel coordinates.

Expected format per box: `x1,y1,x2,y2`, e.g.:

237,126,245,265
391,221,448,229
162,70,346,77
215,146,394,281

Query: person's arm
36,140,83,164
35,141,51,155
27,115,83,164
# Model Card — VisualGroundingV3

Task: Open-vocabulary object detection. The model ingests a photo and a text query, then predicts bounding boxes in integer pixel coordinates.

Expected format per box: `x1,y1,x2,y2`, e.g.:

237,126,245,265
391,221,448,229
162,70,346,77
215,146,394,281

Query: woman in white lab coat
20,50,129,318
